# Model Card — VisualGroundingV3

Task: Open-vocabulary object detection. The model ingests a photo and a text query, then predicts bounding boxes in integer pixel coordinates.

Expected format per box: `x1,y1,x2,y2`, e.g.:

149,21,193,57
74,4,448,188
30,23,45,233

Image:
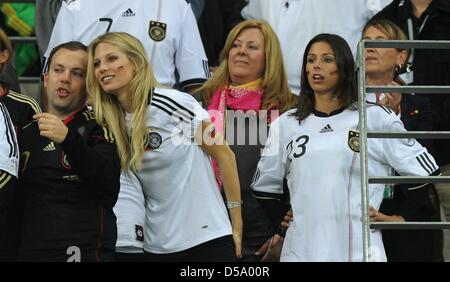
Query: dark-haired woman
251,33,440,261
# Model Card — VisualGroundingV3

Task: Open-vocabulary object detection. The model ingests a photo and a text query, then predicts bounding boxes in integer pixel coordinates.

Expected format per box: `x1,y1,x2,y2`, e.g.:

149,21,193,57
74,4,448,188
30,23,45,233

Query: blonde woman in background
363,19,443,261
195,19,297,261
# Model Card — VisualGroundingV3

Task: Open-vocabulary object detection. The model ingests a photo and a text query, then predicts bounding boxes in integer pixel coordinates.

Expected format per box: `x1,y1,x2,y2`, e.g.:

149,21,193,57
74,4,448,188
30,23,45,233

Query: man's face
44,48,88,119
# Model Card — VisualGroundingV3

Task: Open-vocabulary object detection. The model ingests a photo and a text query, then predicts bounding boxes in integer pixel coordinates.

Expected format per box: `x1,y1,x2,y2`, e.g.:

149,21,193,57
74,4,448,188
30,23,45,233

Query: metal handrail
368,131,450,139
18,77,40,83
9,36,37,44
365,40,450,49
369,176,450,184
371,222,450,230
357,39,450,262
3,0,35,2
366,85,450,94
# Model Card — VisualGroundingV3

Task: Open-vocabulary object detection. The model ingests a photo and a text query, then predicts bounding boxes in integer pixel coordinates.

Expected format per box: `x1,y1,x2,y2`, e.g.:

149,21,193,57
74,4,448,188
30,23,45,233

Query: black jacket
372,0,450,165
380,93,443,261
195,93,285,261
0,90,41,133
17,107,120,261
225,109,276,260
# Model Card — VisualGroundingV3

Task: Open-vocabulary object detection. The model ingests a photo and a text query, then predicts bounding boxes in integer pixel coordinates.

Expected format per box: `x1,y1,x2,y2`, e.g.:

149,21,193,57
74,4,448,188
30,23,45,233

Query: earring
395,64,403,74
405,63,413,73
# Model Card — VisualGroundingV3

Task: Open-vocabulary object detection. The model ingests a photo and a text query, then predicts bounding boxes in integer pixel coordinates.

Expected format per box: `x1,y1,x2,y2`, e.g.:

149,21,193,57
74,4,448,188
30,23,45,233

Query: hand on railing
369,205,405,222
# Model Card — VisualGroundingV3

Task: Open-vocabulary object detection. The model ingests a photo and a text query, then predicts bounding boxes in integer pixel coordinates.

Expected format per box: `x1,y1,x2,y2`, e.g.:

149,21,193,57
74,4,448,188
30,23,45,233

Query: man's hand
255,234,284,262
281,208,293,229
34,113,69,144
369,205,405,222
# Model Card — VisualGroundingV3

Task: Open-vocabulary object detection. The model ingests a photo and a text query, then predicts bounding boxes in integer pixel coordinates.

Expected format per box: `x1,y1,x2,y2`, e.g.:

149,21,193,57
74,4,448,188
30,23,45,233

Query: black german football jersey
17,107,120,261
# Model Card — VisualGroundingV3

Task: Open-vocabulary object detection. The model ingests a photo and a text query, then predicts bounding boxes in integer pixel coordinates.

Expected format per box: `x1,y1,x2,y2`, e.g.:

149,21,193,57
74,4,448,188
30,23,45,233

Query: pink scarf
207,80,264,189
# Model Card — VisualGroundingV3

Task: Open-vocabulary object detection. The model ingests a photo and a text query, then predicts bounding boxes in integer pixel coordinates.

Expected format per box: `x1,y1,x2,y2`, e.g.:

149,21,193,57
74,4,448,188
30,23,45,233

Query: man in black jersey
17,41,120,262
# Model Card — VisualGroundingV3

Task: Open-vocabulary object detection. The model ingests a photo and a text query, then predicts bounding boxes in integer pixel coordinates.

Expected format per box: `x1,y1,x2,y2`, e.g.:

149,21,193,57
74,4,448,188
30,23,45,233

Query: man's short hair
46,41,88,73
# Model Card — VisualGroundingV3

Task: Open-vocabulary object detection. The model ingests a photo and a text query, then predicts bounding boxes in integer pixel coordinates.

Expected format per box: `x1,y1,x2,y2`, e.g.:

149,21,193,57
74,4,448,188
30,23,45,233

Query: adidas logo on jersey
122,8,135,17
63,0,80,11
43,142,56,152
319,124,333,133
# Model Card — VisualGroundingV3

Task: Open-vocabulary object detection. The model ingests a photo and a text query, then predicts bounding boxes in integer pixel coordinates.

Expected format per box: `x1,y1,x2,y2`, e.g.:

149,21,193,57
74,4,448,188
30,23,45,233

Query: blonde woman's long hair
87,32,158,171
195,19,297,112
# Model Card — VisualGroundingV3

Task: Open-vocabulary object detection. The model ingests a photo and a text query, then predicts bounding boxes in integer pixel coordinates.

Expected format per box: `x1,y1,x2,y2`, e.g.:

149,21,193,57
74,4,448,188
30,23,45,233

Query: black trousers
380,184,444,261
114,252,147,262
144,235,236,262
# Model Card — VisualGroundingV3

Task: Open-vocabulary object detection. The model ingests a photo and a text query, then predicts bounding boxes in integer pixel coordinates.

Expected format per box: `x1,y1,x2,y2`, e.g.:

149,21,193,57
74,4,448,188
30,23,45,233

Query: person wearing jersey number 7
41,0,209,110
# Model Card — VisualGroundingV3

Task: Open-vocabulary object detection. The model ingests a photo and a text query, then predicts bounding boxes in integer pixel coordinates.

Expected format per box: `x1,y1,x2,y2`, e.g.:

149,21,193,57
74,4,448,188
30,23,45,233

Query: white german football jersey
114,171,145,253
251,104,439,262
0,102,19,177
45,0,209,89
138,88,232,254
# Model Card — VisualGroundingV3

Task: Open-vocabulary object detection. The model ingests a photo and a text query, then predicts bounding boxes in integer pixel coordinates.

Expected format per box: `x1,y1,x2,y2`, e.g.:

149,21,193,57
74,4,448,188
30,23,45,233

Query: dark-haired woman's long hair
293,33,358,123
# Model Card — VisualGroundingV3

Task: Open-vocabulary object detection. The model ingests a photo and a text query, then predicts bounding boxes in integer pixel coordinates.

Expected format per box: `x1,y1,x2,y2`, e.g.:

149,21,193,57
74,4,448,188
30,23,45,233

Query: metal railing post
357,41,371,262
358,39,450,262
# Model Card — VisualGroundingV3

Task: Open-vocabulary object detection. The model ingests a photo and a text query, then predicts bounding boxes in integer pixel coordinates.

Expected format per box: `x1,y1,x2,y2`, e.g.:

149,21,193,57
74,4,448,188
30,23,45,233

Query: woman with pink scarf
195,19,297,261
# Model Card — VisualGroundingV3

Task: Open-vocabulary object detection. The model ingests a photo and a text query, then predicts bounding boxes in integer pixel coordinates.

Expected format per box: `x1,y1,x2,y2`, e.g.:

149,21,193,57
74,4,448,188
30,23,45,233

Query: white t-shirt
113,171,145,253
45,0,209,89
251,104,438,262
139,88,232,254
242,0,392,95
0,102,19,177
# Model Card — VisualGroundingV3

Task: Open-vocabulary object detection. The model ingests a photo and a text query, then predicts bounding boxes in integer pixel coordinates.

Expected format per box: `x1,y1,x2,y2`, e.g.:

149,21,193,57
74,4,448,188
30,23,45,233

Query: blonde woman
363,19,443,261
195,19,297,261
87,32,242,261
